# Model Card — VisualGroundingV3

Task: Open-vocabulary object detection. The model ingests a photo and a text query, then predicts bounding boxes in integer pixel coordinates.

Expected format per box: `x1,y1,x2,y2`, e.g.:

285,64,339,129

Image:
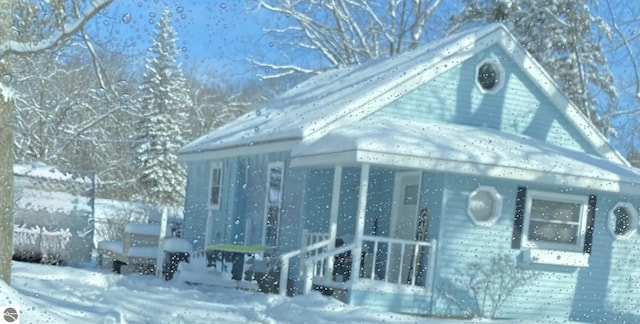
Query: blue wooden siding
428,173,640,322
233,152,290,247
570,193,640,323
365,170,394,237
331,168,396,240
182,161,210,250
279,166,306,252
373,45,597,155
336,167,360,239
301,169,332,234
348,290,432,315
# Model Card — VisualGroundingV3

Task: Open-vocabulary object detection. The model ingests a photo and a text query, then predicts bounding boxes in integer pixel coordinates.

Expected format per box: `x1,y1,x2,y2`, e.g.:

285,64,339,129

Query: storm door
388,171,421,284
263,162,284,247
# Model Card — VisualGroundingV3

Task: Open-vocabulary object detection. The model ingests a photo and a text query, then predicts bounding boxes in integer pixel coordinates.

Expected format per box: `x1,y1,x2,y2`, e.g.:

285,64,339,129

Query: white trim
467,186,502,226
522,249,589,267
262,161,285,247
329,166,342,245
521,190,590,253
351,164,370,279
607,202,638,240
178,140,298,162
208,161,223,210
204,210,213,247
475,58,505,93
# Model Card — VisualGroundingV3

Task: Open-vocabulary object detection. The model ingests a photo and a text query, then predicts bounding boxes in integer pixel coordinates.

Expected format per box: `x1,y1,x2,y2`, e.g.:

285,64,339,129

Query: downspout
352,164,370,281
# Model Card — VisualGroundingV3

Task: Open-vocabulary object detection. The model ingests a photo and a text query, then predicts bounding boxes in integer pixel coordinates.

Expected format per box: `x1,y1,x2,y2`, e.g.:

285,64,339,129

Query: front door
388,171,421,283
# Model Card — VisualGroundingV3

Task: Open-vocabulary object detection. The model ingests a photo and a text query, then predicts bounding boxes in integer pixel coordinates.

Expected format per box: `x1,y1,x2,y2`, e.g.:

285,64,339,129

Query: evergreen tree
449,0,616,134
132,8,191,206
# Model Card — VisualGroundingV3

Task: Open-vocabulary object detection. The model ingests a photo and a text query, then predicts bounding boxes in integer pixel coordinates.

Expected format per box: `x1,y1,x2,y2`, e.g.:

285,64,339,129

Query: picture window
513,188,595,254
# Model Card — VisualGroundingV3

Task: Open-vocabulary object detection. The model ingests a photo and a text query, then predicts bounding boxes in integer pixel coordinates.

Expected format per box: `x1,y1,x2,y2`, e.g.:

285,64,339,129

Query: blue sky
88,0,272,83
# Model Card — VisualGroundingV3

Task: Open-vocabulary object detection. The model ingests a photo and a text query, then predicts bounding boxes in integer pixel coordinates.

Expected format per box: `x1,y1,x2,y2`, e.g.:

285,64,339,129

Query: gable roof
179,23,626,166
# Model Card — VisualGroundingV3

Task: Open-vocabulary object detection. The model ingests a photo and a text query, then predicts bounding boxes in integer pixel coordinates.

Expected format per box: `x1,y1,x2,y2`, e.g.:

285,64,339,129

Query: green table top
205,244,272,253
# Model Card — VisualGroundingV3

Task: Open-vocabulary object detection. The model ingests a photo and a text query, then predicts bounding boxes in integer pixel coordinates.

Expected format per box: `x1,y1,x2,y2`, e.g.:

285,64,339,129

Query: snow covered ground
1,261,583,324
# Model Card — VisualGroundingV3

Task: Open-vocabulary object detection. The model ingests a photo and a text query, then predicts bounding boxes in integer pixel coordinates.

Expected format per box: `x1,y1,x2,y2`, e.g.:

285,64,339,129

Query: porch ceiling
290,117,640,194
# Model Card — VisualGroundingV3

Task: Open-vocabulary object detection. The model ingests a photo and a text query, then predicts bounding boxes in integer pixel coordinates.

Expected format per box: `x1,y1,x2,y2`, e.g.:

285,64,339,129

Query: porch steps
312,276,350,303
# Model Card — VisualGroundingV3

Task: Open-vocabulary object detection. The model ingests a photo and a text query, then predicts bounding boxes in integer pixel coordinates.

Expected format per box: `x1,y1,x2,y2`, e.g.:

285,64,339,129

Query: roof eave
178,139,300,162
291,148,640,194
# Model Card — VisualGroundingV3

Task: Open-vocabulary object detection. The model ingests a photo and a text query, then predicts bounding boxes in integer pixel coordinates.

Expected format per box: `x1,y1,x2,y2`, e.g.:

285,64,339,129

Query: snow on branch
0,0,114,59
250,0,443,79
247,58,317,79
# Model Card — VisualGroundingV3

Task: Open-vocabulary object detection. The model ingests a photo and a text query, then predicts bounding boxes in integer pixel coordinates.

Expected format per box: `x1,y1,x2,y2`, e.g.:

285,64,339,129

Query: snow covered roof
179,23,625,165
291,117,640,194
13,162,93,183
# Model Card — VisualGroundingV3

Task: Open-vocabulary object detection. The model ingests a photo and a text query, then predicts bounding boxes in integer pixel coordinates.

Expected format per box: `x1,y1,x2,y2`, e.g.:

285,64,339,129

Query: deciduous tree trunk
0,0,13,285
0,79,13,285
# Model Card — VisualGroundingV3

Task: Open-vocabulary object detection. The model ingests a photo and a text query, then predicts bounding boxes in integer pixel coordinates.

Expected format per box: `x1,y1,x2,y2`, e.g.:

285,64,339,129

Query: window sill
521,249,589,267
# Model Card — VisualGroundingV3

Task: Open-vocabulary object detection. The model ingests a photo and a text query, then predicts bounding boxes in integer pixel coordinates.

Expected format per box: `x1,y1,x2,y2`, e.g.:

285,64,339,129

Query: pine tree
449,0,616,134
132,8,191,206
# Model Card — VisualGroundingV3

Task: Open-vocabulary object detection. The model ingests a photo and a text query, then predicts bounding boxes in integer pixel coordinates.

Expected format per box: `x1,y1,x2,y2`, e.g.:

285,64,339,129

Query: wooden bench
97,223,163,274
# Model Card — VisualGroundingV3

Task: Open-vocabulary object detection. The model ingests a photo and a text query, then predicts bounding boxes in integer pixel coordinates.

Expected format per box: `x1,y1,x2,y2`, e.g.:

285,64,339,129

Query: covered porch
277,161,437,305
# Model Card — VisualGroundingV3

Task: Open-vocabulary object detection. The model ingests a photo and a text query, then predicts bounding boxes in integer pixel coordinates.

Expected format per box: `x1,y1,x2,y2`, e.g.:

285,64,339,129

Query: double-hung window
209,161,223,210
513,187,596,266
263,162,284,247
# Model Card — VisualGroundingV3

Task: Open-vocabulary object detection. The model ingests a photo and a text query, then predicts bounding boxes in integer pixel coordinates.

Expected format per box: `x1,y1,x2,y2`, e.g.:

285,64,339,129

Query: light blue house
178,24,640,322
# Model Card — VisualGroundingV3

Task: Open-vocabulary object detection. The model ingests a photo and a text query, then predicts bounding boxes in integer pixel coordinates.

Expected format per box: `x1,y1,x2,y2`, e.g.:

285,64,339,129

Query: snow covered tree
249,0,445,79
132,8,191,207
0,0,114,285
449,0,617,134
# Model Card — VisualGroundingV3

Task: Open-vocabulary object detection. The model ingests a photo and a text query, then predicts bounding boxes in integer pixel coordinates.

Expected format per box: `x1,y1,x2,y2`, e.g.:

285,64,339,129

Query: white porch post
351,164,370,281
326,166,342,274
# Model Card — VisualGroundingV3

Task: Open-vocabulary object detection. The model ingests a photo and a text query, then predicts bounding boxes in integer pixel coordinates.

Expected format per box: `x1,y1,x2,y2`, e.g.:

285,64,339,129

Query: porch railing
278,231,333,295
301,234,437,294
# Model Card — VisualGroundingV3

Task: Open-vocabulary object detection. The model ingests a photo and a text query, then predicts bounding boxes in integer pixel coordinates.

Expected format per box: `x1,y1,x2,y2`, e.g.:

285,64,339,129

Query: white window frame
521,190,590,253
208,161,223,210
467,186,502,226
262,161,284,247
607,202,638,240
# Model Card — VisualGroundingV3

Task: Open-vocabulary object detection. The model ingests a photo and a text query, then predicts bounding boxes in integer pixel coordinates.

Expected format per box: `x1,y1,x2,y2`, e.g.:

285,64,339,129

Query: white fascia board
496,31,628,166
290,150,360,168
177,139,299,162
352,150,637,195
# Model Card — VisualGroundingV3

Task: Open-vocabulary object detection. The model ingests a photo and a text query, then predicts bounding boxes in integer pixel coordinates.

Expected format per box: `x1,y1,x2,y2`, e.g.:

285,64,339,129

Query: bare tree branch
0,0,113,59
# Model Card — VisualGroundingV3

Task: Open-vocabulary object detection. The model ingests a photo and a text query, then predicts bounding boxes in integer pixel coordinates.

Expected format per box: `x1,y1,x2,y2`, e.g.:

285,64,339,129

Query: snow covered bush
13,225,41,261
40,227,72,265
13,225,72,265
437,253,539,319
